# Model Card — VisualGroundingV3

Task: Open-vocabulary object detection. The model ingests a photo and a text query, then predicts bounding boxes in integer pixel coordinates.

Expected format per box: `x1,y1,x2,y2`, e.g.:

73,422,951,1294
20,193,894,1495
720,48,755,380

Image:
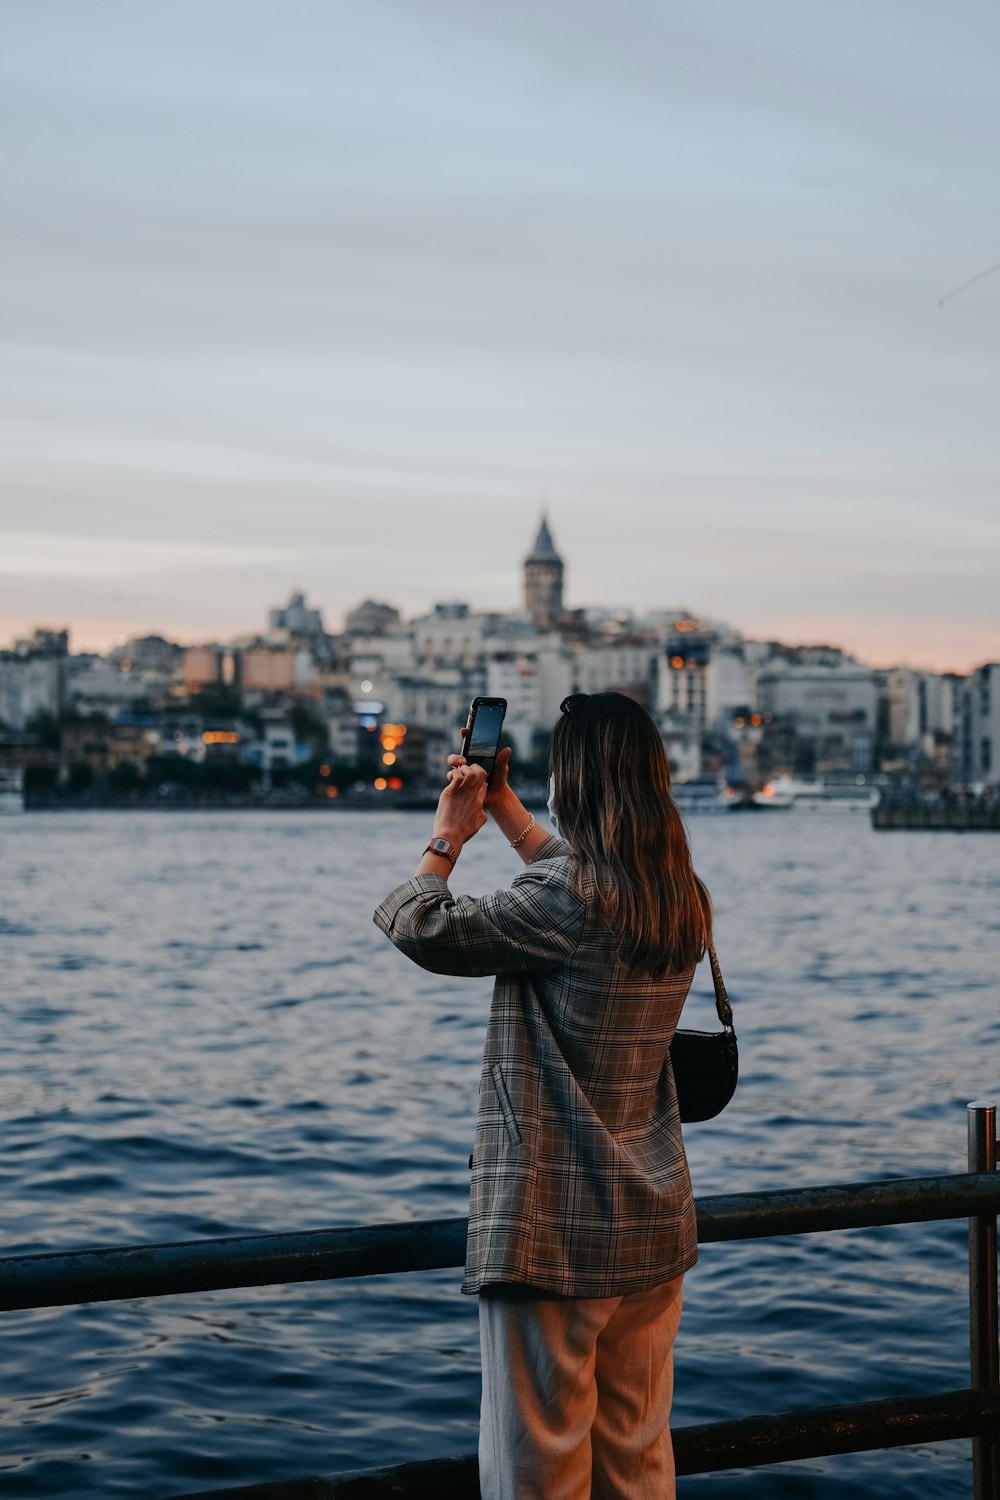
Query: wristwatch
424,837,459,867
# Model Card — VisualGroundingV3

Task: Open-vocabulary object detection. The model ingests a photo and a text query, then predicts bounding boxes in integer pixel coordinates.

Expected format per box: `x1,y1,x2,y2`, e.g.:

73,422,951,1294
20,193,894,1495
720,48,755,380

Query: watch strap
424,837,458,867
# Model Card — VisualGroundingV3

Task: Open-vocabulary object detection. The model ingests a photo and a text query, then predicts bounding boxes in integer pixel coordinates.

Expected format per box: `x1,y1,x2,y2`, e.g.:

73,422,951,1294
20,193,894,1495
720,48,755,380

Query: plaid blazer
374,833,699,1297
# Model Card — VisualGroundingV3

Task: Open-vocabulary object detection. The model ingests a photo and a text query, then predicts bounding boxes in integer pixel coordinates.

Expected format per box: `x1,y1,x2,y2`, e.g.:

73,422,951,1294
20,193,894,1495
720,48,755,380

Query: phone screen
466,699,506,784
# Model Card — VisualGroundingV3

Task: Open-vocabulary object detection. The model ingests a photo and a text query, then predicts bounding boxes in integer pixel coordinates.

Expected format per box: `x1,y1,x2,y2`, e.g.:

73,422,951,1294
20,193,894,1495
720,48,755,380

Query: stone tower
524,514,564,629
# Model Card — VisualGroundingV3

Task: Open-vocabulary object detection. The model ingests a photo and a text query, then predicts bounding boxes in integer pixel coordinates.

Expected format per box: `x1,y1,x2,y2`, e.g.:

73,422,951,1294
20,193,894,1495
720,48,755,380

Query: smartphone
464,696,507,787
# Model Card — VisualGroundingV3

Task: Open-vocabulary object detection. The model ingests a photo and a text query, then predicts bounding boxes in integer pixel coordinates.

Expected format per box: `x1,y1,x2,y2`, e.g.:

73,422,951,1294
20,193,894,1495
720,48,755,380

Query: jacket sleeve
373,862,584,978
527,832,571,863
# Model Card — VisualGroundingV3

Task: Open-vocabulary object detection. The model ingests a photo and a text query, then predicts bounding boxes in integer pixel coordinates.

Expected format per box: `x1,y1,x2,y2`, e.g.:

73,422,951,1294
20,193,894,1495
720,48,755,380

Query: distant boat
0,768,24,813
751,776,877,810
672,777,731,814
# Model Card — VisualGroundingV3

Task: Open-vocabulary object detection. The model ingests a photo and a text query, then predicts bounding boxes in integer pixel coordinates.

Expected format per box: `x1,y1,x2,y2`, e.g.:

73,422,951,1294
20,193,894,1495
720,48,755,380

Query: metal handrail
1,1105,996,1497
2,1173,997,1313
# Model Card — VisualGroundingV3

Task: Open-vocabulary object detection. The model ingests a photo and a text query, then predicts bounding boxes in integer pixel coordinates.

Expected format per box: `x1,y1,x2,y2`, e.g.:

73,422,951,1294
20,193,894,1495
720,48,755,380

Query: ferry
671,777,731,814
751,776,878,810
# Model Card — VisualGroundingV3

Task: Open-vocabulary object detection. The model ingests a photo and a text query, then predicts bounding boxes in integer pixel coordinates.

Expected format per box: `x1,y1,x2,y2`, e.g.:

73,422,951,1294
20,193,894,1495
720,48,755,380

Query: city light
387,777,402,789
382,752,396,766
671,655,685,669
374,777,388,790
319,764,331,777
202,731,240,745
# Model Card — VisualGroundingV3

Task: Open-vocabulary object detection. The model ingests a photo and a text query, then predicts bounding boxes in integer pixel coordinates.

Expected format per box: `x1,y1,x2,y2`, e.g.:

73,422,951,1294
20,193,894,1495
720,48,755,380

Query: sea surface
0,807,998,1498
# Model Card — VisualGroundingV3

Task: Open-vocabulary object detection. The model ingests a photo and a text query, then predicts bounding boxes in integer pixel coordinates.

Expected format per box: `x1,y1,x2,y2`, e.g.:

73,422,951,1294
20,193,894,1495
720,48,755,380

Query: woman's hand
433,763,488,848
445,747,545,862
447,745,513,812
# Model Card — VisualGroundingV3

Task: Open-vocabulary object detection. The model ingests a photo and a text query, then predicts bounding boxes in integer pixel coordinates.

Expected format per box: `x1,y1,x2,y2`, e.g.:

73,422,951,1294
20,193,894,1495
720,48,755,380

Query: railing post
968,1102,999,1500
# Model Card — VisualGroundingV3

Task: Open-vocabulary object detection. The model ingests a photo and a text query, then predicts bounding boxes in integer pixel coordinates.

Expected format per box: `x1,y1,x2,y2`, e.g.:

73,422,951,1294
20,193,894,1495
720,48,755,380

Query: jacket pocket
490,1064,523,1147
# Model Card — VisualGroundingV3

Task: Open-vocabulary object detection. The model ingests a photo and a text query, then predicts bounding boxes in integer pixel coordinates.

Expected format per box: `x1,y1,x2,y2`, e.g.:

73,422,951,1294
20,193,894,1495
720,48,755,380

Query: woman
374,692,712,1500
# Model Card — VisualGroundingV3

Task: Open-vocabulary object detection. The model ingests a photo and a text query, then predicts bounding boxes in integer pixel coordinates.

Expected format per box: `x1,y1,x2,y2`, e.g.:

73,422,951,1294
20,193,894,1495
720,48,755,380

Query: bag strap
707,944,734,1029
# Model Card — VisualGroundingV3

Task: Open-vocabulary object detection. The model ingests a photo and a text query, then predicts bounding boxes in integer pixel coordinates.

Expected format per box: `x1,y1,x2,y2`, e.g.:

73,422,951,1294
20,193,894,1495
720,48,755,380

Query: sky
1,0,998,671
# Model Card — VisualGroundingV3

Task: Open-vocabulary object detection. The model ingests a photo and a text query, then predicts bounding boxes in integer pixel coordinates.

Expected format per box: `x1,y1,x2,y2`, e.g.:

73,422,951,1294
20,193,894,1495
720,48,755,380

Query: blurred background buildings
1,516,996,807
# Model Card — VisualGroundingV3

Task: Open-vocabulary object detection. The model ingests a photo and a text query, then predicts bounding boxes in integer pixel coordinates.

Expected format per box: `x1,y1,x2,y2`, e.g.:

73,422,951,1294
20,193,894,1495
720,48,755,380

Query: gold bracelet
509,815,535,849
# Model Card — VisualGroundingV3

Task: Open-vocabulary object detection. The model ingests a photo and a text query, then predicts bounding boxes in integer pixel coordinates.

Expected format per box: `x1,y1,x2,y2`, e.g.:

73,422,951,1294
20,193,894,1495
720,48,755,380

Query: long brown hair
550,692,712,975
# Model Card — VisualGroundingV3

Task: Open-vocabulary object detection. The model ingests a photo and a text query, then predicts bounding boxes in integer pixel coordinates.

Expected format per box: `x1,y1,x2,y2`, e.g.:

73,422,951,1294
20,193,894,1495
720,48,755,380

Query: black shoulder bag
670,945,738,1123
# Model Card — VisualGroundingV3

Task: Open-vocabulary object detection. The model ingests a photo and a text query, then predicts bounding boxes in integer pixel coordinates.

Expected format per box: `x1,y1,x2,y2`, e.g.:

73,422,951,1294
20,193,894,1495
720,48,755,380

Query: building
267,590,327,642
344,599,402,636
413,603,483,670
108,635,185,676
656,635,711,729
67,655,152,717
524,514,565,630
239,645,315,697
876,667,959,775
0,647,66,729
182,646,230,695
955,663,1000,788
757,659,877,774
576,639,657,701
485,653,544,761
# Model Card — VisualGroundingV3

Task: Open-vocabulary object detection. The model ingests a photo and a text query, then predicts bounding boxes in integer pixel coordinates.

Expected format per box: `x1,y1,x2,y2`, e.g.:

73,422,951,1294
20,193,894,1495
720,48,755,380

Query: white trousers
478,1276,683,1500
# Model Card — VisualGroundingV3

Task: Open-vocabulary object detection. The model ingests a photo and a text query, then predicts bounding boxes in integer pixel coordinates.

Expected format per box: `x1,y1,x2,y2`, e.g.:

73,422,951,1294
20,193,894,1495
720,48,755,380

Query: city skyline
2,537,994,680
3,3,999,675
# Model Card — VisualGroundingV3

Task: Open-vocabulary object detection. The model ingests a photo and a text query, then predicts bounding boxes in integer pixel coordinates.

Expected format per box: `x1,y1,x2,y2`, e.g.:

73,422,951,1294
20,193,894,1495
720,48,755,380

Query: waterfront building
757,658,877,774
875,667,960,777
954,662,1000,789
67,655,150,718
57,718,114,778
0,730,57,778
157,717,247,767
659,715,703,782
523,514,565,630
325,689,362,766
653,617,746,734
880,667,923,753
259,712,296,773
657,638,710,728
108,719,164,775
704,648,751,731
0,645,66,729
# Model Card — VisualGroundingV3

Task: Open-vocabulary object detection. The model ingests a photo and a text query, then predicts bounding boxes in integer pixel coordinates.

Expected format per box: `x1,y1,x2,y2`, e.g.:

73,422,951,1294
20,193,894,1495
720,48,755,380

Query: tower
523,514,565,629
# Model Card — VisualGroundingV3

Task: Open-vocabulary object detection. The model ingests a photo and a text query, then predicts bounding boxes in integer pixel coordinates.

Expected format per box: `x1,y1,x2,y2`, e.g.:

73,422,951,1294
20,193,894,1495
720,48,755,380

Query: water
0,808,998,1497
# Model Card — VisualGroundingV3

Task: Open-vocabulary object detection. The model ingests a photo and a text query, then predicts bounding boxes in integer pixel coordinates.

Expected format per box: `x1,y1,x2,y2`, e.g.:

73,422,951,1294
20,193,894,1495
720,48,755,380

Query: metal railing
0,1103,996,1499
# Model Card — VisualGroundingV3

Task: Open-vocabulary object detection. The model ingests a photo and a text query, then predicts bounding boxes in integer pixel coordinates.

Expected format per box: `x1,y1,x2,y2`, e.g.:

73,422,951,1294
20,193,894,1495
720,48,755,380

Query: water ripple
0,809,997,1496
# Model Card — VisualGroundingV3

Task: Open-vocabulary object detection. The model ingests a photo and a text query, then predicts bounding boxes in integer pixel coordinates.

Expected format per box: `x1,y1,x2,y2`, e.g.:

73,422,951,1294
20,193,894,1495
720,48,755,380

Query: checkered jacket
374,833,699,1296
